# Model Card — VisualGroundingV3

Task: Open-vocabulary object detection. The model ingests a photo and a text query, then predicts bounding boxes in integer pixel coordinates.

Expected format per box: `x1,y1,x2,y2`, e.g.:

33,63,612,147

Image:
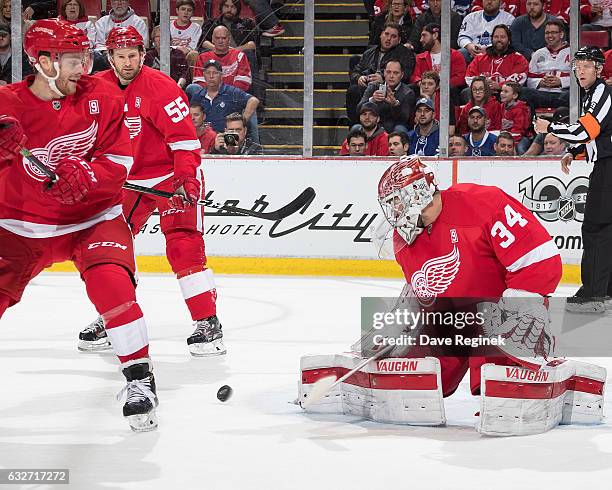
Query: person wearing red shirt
456,76,502,134
499,81,531,153
192,25,252,92
464,25,529,94
603,49,612,86
80,26,226,358
189,102,217,154
0,20,157,432
339,102,389,156
410,23,466,90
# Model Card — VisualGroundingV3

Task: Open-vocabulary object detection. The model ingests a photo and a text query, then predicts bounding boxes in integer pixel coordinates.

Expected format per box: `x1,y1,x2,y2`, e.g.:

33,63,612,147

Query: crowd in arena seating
2,0,612,157
343,0,612,157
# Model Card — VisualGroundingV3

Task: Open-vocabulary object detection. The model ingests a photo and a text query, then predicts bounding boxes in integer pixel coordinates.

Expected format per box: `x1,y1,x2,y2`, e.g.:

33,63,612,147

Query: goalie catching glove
169,175,200,210
0,115,27,162
480,288,554,366
45,156,98,205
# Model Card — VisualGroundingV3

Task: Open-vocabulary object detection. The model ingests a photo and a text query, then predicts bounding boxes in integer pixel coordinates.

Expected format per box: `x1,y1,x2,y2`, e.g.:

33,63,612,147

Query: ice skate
118,359,159,432
565,295,605,314
78,316,112,351
187,315,226,357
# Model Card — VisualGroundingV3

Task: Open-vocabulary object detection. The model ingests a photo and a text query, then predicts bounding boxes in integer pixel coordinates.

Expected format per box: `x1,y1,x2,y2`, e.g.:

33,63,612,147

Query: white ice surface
1,274,612,490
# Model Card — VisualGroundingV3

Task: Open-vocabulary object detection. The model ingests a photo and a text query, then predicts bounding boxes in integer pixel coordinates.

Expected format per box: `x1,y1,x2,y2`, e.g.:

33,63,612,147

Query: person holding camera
212,112,263,155
358,59,416,135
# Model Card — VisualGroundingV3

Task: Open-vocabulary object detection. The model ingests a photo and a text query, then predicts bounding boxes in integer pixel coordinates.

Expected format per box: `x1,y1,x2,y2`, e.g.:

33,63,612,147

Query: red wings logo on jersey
410,244,461,306
124,116,142,139
22,121,98,182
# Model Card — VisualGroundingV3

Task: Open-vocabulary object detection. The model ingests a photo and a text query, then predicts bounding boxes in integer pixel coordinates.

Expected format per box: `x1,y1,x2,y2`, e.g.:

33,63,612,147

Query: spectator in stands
359,59,416,135
408,97,440,156
448,134,468,156
604,48,612,86
409,0,461,52
410,23,466,97
369,0,415,47
470,0,520,16
0,24,33,85
58,0,96,47
522,19,570,110
465,25,528,98
95,0,149,49
199,0,260,90
347,22,416,125
524,105,568,155
415,70,456,131
494,131,516,155
509,0,556,61
145,25,189,87
499,81,531,154
388,131,409,156
543,132,568,155
0,0,8,26
457,0,515,63
580,0,612,32
22,0,55,20
192,25,252,93
345,129,368,157
212,112,263,155
186,60,260,142
190,102,217,154
340,102,389,156
244,0,285,37
170,0,202,55
457,76,502,134
464,106,497,156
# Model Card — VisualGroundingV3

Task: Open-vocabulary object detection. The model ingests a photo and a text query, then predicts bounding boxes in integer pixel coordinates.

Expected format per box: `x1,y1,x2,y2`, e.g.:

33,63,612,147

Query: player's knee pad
299,353,446,425
477,359,606,436
165,230,206,276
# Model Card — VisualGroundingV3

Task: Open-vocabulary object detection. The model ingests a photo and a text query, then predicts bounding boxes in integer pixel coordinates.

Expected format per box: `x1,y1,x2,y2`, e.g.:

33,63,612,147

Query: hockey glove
46,156,97,205
480,289,553,363
0,115,27,162
169,175,200,210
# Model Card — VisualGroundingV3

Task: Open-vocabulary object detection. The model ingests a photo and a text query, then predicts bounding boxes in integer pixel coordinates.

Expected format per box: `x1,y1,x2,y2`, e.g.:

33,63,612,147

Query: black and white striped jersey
549,78,612,164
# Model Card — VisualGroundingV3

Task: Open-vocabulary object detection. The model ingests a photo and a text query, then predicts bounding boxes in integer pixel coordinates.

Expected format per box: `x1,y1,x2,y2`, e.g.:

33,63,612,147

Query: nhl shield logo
558,197,575,221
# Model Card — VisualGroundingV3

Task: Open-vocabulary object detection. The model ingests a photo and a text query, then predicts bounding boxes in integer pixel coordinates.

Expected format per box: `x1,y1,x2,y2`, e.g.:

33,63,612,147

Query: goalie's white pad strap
478,359,606,436
299,353,445,425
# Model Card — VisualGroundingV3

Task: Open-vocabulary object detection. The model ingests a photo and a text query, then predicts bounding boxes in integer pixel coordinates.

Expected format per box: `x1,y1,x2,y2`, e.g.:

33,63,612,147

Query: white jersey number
164,96,189,123
491,205,528,249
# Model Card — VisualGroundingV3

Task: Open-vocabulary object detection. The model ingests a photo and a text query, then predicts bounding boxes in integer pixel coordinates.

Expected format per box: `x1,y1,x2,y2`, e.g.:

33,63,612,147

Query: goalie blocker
298,354,605,436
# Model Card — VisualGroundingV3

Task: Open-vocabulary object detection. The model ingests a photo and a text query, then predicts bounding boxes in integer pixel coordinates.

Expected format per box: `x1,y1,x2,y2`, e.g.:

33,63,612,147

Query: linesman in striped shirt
535,46,612,313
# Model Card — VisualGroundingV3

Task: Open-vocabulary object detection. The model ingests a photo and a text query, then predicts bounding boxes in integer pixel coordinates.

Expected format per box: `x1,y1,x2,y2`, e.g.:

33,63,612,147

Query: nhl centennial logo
518,176,589,222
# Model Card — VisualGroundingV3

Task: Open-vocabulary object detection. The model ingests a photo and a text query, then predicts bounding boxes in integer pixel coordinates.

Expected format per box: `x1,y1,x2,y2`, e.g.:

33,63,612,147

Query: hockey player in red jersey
300,156,607,435
77,26,225,357
0,19,157,432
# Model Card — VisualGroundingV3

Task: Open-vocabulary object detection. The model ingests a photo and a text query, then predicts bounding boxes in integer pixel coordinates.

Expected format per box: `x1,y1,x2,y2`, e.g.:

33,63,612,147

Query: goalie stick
19,148,316,221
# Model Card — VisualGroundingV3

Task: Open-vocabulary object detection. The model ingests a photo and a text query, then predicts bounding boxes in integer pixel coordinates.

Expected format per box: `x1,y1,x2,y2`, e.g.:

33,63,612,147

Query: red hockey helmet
106,26,144,50
24,19,90,63
377,156,438,246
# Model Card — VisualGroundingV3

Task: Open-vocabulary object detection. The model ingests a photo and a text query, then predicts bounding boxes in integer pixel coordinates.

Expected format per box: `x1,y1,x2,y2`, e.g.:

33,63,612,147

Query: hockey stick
123,182,316,221
302,343,394,409
19,148,316,221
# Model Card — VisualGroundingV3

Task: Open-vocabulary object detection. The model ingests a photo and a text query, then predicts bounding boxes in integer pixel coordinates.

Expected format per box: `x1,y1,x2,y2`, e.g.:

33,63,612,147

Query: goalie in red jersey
0,19,157,432
77,26,225,357
299,157,606,436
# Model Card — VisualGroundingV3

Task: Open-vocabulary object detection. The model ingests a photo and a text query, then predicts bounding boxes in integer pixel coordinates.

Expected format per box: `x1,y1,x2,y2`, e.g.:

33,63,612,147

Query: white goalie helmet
376,156,438,248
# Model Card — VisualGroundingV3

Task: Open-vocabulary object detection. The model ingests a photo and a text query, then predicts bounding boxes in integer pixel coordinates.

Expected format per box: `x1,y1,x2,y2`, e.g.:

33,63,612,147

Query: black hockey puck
217,385,233,402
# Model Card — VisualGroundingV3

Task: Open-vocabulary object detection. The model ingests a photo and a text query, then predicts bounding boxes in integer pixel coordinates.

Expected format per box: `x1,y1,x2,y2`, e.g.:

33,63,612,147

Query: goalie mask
24,19,92,97
377,156,437,249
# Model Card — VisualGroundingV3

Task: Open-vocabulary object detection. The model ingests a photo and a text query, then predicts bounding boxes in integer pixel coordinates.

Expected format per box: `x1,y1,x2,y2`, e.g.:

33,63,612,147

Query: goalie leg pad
298,353,446,426
478,359,606,436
